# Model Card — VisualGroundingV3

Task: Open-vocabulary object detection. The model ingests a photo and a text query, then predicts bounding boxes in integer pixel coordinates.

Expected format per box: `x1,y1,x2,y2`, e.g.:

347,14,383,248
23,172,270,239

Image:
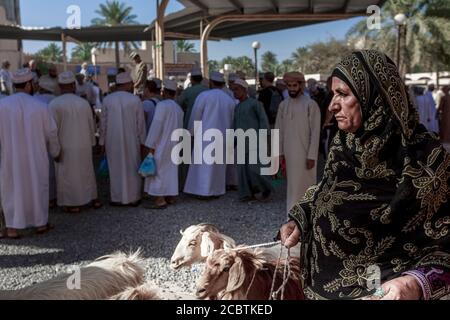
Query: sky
19,0,364,62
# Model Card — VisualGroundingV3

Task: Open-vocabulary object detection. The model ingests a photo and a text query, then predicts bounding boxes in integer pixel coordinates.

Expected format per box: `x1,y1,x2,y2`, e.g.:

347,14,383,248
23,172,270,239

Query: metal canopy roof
0,0,385,42
157,0,387,39
0,24,182,42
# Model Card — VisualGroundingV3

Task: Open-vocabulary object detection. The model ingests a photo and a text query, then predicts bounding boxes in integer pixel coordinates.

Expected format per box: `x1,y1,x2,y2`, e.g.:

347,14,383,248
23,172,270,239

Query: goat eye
189,242,196,246
223,267,230,272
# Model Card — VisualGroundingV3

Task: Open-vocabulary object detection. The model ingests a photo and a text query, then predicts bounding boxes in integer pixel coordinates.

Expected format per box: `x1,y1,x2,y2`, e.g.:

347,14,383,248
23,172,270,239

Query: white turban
12,68,33,84
116,72,133,85
190,67,202,77
163,79,177,91
39,77,57,92
152,78,162,89
234,78,249,89
58,71,76,84
210,71,225,83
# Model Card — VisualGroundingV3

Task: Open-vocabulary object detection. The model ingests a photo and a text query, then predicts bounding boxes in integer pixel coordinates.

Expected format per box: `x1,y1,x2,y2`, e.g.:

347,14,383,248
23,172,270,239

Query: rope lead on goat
268,243,292,300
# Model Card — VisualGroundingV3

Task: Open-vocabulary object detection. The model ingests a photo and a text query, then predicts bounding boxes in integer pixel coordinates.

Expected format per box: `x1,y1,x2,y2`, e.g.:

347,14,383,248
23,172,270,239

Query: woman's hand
280,220,301,249
364,275,422,300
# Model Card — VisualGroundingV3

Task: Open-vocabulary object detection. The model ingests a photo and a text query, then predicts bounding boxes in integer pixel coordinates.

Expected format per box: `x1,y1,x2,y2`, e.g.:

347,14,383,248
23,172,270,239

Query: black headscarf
290,50,450,300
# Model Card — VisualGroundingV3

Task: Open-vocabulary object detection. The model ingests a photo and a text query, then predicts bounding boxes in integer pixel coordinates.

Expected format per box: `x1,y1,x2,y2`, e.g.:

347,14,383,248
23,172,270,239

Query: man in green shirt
177,67,209,129
231,79,273,202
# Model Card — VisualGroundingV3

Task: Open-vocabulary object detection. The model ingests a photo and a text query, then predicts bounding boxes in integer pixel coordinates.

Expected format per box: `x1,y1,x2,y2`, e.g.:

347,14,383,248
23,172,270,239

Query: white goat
170,223,236,270
0,251,145,300
109,283,160,300
170,223,300,270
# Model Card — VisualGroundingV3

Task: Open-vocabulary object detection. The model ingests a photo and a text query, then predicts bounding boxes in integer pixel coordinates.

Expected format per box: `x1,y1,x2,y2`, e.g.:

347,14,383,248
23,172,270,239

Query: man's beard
289,89,302,98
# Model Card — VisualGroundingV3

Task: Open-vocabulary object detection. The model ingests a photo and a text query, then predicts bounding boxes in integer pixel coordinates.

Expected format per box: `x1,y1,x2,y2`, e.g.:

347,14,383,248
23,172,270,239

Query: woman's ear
226,257,245,293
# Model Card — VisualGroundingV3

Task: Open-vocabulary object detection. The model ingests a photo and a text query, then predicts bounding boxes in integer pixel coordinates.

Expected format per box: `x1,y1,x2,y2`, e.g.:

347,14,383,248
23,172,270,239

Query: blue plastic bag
98,156,109,178
139,154,156,177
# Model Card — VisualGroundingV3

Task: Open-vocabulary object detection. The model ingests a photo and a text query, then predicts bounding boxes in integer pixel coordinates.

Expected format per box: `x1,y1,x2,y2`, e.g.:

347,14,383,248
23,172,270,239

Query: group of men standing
0,52,322,238
0,68,102,239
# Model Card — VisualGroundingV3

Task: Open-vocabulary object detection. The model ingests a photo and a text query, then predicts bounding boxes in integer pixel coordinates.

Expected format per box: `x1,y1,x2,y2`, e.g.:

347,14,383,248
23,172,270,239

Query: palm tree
346,0,450,76
71,43,95,63
35,43,63,63
208,60,220,72
232,56,255,77
218,56,255,77
91,0,139,68
291,47,309,73
221,56,236,69
261,51,279,74
175,40,196,53
279,59,294,75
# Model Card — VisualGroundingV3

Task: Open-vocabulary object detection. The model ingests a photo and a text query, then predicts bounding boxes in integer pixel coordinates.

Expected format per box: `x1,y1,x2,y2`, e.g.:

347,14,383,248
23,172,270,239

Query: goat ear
200,232,215,258
226,257,245,293
179,229,184,236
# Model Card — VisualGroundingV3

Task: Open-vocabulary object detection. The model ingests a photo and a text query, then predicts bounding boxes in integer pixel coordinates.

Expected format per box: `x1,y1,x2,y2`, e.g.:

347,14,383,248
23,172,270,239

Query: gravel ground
0,173,288,297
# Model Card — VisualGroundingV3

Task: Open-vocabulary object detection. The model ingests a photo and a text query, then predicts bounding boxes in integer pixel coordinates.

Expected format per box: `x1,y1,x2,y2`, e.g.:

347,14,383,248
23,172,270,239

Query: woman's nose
329,100,340,113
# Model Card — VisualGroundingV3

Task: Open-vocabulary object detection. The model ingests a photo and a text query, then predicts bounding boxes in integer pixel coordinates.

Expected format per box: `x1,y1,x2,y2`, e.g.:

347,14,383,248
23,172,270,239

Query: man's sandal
1,230,21,239
92,200,103,210
145,203,168,210
63,207,81,214
36,223,55,235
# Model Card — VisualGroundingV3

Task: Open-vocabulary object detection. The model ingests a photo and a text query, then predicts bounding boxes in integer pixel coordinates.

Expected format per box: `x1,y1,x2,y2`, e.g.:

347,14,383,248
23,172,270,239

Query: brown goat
196,248,304,300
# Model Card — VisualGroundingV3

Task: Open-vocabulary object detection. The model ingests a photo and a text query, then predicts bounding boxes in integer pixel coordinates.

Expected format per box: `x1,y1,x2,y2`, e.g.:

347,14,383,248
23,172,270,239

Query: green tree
279,59,294,75
261,51,279,74
208,60,220,72
71,43,95,63
347,0,450,77
232,56,255,77
175,40,196,53
291,39,352,74
218,56,255,78
35,43,63,63
221,56,236,69
291,47,309,73
91,0,139,68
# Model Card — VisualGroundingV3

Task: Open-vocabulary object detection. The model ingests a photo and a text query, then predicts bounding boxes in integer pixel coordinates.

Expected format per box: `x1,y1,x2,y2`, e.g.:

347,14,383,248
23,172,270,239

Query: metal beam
228,0,244,13
164,10,206,29
269,0,279,13
155,0,169,78
188,0,209,13
167,10,237,33
61,33,67,71
165,31,228,41
342,0,350,13
309,0,314,13
181,9,277,34
200,13,362,75
218,20,309,38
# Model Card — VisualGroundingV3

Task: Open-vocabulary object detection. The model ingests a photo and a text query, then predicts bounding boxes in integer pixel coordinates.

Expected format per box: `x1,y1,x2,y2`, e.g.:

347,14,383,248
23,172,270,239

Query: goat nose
170,258,182,269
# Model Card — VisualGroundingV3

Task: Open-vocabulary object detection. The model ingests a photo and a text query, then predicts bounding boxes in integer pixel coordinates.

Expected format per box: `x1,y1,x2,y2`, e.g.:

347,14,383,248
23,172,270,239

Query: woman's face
329,77,362,133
